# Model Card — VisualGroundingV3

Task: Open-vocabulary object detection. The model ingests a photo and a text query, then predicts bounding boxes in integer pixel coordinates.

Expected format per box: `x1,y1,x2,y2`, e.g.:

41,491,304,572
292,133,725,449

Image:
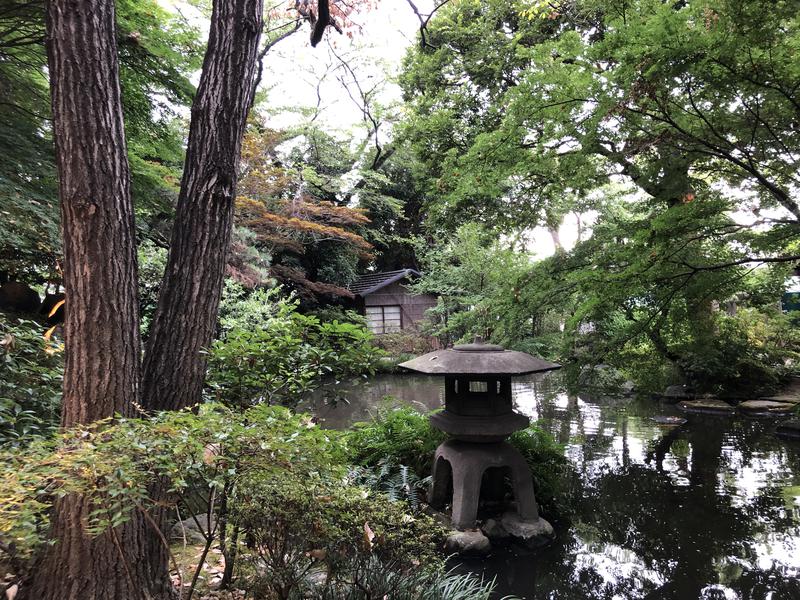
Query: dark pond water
302,373,800,600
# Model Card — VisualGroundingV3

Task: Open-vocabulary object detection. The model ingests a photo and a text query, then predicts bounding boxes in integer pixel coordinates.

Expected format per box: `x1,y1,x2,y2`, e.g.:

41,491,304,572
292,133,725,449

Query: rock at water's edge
651,416,687,427
481,518,511,541
738,400,797,416
678,399,735,415
500,512,555,548
444,530,492,556
661,385,694,403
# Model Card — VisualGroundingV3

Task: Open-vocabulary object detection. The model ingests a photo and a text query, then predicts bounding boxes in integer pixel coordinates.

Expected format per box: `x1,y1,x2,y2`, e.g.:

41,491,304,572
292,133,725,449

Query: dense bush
371,330,438,359
678,308,800,397
0,317,62,445
207,286,383,408
611,307,800,396
0,403,514,599
236,474,448,599
0,404,346,573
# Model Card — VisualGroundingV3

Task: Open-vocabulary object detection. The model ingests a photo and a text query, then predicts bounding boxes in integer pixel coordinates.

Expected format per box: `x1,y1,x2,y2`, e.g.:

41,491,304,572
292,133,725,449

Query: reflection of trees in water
484,380,800,600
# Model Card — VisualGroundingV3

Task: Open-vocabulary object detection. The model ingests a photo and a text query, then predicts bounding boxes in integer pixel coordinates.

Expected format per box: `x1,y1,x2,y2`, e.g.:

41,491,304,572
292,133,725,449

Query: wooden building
349,269,438,335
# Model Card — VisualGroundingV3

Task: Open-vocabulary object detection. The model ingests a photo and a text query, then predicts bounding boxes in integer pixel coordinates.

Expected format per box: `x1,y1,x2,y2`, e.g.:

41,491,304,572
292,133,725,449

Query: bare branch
404,0,453,49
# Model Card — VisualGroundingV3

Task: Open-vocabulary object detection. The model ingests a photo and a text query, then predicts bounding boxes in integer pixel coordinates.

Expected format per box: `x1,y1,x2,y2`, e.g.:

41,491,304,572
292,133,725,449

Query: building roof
348,269,421,296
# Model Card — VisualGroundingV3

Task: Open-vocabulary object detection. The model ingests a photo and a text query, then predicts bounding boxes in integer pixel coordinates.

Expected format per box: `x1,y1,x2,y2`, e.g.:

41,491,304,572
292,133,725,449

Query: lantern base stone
500,512,555,548
429,439,541,530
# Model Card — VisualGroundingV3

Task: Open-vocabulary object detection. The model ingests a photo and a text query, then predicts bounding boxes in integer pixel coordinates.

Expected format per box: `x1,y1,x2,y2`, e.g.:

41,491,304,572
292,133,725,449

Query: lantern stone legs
429,439,540,530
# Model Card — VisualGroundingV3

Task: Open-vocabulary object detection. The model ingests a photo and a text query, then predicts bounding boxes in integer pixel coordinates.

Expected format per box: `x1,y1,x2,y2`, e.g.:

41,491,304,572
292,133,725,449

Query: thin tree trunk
21,2,171,599
142,0,264,411
548,226,564,253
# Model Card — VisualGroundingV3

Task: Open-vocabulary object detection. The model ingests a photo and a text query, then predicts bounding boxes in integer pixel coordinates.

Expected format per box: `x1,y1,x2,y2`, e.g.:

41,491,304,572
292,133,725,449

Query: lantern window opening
468,380,489,393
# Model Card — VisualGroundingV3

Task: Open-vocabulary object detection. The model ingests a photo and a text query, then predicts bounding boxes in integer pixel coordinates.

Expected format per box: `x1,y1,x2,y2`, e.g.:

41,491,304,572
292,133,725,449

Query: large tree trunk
141,0,264,411
22,498,172,600
49,0,140,424
21,2,171,599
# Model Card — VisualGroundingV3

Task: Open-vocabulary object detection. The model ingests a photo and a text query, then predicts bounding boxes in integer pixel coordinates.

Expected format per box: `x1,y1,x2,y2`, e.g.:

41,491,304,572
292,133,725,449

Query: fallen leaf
363,522,375,550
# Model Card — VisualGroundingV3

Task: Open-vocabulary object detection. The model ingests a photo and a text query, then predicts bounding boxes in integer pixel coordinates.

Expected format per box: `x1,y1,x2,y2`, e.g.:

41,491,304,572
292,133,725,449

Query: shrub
346,406,444,478
235,473,447,599
0,404,347,576
0,317,62,446
371,330,437,358
678,308,800,397
2,404,492,598
206,293,384,409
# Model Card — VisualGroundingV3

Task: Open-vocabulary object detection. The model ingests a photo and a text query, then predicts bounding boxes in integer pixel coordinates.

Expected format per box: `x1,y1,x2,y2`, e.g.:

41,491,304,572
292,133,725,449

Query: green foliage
0,403,346,566
346,406,445,478
348,459,432,512
411,223,539,348
0,318,62,446
246,555,504,600
236,473,447,599
1,403,506,597
677,308,800,397
217,280,288,335
137,240,168,337
399,0,800,392
207,288,383,408
0,0,201,276
370,329,438,361
508,424,570,515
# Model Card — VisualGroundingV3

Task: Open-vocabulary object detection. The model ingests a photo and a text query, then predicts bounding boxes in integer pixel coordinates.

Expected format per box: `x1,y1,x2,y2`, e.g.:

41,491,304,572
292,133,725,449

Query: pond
302,373,800,600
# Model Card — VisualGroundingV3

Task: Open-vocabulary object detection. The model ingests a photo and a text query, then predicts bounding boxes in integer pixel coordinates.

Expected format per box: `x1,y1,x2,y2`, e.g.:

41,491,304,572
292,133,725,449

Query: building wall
362,281,437,331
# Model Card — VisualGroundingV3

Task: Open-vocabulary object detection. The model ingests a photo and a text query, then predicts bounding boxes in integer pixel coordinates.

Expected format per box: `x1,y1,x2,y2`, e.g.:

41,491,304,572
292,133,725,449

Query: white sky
155,1,582,258
258,1,430,131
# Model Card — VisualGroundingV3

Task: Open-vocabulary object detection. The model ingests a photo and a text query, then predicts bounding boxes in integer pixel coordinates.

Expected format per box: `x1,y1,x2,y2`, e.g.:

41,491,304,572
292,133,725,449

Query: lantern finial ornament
399,340,560,532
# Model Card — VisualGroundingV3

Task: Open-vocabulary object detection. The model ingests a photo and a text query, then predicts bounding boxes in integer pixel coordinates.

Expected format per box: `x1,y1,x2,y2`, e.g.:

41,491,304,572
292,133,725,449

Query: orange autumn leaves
236,196,373,257
233,128,373,297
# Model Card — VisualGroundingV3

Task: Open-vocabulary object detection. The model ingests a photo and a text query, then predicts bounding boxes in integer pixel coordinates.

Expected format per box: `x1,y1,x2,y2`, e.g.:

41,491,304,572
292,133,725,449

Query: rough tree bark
20,2,172,599
141,0,264,411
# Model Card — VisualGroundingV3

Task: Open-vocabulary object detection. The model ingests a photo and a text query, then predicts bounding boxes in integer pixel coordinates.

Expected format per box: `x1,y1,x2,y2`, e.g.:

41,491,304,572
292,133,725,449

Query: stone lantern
399,338,560,532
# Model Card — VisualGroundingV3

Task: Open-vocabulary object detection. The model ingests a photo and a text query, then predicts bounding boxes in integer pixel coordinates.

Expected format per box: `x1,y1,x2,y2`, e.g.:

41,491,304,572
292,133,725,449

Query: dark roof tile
349,269,420,296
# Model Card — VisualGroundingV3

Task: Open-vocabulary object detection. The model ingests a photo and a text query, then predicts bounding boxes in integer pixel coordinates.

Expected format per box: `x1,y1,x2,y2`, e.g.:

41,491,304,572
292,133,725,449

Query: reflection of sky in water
573,541,665,596
508,374,800,598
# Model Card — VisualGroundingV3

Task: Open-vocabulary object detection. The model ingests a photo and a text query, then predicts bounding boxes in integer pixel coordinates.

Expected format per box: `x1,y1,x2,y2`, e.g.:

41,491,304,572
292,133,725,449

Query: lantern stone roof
348,269,420,296
399,339,561,375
